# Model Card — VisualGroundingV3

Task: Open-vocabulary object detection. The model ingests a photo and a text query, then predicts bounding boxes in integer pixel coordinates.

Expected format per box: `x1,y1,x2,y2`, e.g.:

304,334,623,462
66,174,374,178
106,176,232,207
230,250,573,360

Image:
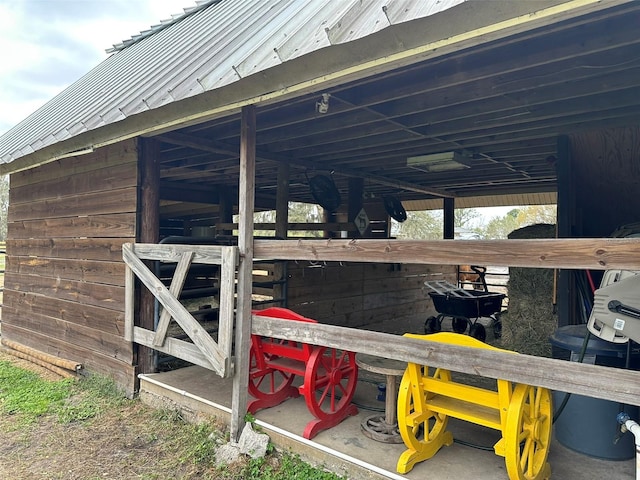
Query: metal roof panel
0,0,490,166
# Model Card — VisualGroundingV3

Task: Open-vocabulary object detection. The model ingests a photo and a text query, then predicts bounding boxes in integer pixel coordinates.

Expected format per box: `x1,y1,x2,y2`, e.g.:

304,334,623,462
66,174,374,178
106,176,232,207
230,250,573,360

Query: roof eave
0,0,618,176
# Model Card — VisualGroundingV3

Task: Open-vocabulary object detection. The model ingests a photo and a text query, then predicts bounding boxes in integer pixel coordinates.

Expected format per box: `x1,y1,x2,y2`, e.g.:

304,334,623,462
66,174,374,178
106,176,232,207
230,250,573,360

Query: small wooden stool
356,353,406,443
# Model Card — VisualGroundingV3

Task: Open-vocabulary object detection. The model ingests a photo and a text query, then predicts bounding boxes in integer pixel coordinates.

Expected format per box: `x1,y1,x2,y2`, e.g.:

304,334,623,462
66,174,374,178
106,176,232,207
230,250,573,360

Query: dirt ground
0,349,235,480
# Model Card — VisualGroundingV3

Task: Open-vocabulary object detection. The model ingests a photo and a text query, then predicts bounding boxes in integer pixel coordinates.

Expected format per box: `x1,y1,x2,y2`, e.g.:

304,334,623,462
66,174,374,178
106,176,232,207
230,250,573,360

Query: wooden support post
274,162,289,306
275,163,289,240
218,185,233,237
231,105,256,442
443,197,454,239
137,137,160,377
348,178,364,238
556,135,573,327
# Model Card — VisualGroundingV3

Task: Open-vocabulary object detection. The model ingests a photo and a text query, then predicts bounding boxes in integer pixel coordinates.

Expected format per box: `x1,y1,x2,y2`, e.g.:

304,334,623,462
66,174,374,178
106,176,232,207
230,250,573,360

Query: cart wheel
247,342,297,412
493,319,502,339
301,346,358,439
452,318,468,334
469,323,486,342
424,316,441,334
396,365,454,474
504,384,552,480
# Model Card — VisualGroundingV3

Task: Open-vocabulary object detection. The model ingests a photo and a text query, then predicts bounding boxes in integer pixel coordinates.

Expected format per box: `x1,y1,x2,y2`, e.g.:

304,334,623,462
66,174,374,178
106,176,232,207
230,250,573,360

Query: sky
0,0,191,136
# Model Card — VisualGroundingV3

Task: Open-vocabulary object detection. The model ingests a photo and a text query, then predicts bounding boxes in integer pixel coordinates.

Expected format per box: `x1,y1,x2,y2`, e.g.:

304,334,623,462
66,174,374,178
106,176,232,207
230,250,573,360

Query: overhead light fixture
407,151,472,173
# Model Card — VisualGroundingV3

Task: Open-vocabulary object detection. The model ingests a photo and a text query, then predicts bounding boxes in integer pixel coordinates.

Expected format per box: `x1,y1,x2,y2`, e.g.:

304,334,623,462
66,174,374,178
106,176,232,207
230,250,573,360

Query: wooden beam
218,185,234,236
243,22,640,148
273,162,289,305
348,178,364,239
556,134,574,327
254,238,640,270
275,163,289,240
137,137,160,376
216,222,357,232
231,105,256,442
252,316,640,406
443,198,454,239
124,264,134,342
158,132,453,198
152,251,194,347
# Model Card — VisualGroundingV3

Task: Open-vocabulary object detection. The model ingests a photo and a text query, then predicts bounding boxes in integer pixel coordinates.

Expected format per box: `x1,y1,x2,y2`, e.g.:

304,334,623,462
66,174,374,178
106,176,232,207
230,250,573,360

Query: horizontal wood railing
252,315,640,406
252,237,640,406
254,238,640,270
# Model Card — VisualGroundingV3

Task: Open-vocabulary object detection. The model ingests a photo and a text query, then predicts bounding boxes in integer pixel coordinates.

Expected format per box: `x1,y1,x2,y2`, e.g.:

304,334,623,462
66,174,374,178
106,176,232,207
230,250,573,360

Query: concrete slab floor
139,365,636,480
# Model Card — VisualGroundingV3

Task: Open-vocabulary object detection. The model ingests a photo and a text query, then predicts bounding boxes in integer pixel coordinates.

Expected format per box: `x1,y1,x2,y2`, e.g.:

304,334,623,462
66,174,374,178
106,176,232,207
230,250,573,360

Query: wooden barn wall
570,127,640,238
3,140,138,394
283,261,455,334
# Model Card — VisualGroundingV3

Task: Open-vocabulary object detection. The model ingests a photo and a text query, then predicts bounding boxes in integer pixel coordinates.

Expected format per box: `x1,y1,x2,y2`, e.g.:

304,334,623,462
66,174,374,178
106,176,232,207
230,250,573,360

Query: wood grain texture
252,316,640,406
255,238,640,270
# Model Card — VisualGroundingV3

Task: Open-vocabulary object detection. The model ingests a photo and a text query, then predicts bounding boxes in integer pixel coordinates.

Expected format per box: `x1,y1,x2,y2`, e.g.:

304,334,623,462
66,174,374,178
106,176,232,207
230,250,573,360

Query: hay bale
500,224,557,356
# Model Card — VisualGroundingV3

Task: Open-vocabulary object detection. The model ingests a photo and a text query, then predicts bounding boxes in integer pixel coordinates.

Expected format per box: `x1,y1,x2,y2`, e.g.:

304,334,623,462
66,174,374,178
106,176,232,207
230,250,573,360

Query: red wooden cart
248,307,359,439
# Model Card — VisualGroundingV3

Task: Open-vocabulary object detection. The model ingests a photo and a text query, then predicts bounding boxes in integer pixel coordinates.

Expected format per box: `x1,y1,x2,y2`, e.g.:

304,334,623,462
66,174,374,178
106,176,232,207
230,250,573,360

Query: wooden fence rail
252,315,640,406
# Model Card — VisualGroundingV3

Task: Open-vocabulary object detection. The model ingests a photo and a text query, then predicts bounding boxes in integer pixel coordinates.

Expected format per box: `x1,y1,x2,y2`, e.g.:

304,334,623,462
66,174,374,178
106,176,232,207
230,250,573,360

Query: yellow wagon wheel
396,365,454,474
505,384,552,480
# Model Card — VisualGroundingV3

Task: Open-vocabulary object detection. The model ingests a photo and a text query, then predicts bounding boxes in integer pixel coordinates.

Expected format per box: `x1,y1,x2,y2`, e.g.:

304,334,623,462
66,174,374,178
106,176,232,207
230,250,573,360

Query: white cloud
0,0,192,136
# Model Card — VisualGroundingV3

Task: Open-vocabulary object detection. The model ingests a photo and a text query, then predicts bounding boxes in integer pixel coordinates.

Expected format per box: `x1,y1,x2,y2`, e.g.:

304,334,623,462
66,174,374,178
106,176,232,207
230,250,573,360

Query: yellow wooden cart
396,332,552,480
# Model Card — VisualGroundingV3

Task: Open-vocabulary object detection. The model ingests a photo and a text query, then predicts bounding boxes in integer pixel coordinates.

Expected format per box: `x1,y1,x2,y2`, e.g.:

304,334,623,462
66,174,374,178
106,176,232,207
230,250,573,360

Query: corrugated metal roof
0,0,465,166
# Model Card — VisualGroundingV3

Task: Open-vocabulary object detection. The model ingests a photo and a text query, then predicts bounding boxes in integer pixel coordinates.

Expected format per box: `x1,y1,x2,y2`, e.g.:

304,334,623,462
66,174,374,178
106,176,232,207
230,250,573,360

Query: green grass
233,454,345,480
0,360,129,428
0,359,346,479
0,360,74,424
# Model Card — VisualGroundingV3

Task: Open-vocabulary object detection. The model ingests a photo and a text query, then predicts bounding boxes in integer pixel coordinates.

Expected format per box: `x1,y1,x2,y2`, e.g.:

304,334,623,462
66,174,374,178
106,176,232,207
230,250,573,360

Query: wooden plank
251,316,640,406
9,139,137,188
6,256,126,286
217,222,357,231
153,251,194,347
286,261,446,287
131,242,226,264
273,162,289,304
124,264,134,342
134,327,216,371
122,244,227,374
1,306,133,363
287,269,431,305
8,187,137,222
2,290,125,336
218,246,238,375
7,213,136,239
6,238,133,262
4,272,124,311
289,293,431,330
254,238,640,270
137,136,160,375
232,105,256,442
9,161,137,205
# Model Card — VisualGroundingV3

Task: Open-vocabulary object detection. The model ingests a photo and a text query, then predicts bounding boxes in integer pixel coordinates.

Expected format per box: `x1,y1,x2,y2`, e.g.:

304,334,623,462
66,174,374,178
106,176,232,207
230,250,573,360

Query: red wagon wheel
247,337,299,413
301,346,359,439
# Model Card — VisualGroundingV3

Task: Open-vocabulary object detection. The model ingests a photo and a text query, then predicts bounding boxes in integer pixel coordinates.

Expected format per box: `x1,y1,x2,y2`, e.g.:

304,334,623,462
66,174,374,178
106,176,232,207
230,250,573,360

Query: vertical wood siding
3,140,138,395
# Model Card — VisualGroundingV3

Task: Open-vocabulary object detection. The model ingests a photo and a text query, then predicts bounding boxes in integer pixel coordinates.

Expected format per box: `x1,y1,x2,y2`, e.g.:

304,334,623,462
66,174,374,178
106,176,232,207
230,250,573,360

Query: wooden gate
123,242,238,378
